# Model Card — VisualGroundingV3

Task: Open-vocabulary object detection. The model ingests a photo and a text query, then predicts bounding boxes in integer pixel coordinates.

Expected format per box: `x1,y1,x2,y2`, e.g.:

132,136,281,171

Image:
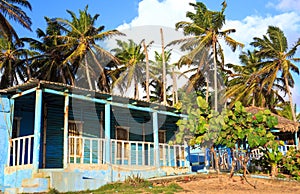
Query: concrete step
4,188,19,194
21,178,49,193
32,172,50,178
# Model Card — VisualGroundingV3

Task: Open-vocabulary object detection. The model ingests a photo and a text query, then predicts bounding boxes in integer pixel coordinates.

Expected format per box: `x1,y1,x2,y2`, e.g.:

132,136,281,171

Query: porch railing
68,136,106,164
7,135,34,166
68,136,187,167
279,145,297,155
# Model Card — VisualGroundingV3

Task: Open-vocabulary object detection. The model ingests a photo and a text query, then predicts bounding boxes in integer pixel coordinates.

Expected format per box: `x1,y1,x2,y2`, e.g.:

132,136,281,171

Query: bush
282,147,300,180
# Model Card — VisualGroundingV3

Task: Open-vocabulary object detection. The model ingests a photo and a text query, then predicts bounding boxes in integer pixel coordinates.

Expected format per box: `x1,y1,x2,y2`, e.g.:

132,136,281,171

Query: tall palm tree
250,26,300,122
147,50,174,103
111,39,145,99
24,17,75,85
54,5,123,91
0,0,32,40
170,1,243,111
0,37,30,88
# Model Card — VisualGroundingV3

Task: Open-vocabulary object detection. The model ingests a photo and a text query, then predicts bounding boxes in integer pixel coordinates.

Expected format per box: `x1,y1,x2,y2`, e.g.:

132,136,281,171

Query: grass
47,177,183,194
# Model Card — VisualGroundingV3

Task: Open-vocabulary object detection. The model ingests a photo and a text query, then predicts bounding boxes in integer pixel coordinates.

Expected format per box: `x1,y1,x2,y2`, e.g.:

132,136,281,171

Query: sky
13,0,300,111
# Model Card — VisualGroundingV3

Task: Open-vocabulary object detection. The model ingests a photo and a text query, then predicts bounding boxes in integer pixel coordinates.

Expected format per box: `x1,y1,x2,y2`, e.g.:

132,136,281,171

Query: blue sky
13,0,300,111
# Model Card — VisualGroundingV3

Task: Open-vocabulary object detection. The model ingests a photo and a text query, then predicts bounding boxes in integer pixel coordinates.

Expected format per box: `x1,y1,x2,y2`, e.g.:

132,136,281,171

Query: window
159,130,166,143
115,126,129,159
68,120,83,157
116,126,129,141
12,117,21,138
159,130,166,160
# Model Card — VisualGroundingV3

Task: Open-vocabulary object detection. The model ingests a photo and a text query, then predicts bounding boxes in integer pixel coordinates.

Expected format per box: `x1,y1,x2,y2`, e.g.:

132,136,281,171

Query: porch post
33,89,42,172
105,103,111,164
153,111,160,168
63,94,69,168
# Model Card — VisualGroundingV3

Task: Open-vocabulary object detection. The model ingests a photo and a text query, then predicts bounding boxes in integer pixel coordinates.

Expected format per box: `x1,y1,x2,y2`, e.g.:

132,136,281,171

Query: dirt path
151,173,300,194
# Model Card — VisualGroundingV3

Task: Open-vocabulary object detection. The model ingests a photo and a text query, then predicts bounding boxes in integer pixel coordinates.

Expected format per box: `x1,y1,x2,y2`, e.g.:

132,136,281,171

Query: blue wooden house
0,80,190,193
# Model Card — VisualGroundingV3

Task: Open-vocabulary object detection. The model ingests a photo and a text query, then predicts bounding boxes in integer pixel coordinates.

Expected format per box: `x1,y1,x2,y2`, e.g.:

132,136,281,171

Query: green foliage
282,147,300,180
64,179,183,194
263,141,284,171
124,174,145,186
47,188,60,194
176,96,278,151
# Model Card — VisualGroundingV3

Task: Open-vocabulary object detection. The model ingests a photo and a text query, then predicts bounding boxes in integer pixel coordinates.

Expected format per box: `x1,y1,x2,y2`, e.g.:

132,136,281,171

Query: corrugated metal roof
0,79,178,112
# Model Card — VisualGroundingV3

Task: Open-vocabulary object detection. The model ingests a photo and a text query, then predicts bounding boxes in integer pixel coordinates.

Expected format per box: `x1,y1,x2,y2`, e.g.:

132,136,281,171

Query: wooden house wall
111,106,153,141
159,115,179,142
14,95,35,136
69,98,104,138
12,91,180,168
44,94,64,168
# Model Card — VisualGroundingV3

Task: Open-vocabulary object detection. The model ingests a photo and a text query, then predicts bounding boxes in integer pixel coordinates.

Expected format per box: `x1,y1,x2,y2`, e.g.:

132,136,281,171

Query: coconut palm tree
0,37,31,88
225,50,281,108
0,0,32,40
24,17,75,85
111,39,146,99
53,5,123,91
170,1,243,111
250,26,300,122
147,50,174,104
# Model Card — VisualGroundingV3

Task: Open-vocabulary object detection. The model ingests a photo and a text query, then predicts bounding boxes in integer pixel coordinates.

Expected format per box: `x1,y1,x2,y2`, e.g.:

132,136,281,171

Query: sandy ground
151,173,300,194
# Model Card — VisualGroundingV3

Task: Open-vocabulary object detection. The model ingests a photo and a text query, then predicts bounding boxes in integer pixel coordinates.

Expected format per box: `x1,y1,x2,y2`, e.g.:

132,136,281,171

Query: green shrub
282,147,300,180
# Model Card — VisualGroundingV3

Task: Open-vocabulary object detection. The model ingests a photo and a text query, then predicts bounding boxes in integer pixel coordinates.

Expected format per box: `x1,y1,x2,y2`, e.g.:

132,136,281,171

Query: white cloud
267,0,300,12
222,12,300,110
117,0,195,30
111,0,300,106
222,12,300,65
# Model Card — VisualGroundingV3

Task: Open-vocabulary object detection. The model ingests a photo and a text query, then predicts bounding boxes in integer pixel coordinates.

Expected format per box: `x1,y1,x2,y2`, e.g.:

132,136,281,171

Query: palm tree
147,50,174,104
111,39,145,99
250,26,300,122
170,1,243,111
0,37,30,88
225,50,283,108
176,48,213,102
0,0,32,40
24,17,75,85
53,5,123,91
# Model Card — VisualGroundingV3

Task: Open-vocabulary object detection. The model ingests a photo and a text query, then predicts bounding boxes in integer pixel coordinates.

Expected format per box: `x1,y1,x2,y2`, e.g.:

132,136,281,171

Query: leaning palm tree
111,39,145,99
169,1,243,111
0,0,32,40
250,26,300,122
53,5,123,91
226,50,275,108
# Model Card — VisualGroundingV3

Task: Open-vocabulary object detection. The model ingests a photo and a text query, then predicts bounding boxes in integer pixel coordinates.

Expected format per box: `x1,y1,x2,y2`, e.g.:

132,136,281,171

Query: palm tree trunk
206,76,209,103
212,38,218,112
134,81,139,99
59,68,67,84
284,77,297,122
26,55,31,80
85,57,93,90
142,41,150,102
172,67,178,105
160,28,167,106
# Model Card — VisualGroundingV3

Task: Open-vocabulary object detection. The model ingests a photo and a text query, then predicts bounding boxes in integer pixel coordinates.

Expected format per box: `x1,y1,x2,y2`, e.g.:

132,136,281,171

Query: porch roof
245,106,299,133
0,79,180,114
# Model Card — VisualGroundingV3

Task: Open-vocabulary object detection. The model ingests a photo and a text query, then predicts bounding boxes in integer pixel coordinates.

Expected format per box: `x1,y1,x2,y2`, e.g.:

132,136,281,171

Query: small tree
176,96,279,179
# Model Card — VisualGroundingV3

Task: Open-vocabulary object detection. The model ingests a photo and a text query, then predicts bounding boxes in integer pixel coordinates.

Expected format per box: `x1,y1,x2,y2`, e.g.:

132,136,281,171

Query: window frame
68,120,84,158
115,126,130,159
